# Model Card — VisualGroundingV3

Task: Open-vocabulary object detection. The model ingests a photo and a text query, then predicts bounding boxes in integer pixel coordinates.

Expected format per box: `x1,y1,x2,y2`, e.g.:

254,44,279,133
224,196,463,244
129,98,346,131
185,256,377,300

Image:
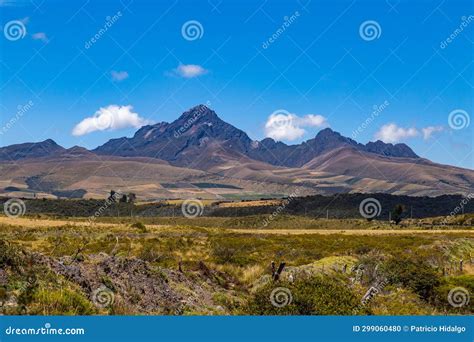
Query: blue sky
0,0,472,168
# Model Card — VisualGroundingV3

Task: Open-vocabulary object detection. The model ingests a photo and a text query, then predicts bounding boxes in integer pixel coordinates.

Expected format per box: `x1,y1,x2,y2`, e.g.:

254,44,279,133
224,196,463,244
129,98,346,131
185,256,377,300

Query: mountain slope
302,146,473,195
0,105,472,199
94,105,419,169
0,139,65,161
94,105,254,169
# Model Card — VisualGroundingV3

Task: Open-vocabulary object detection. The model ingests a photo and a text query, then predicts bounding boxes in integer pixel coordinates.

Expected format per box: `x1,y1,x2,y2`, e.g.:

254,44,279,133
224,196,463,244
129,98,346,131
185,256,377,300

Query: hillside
0,105,472,199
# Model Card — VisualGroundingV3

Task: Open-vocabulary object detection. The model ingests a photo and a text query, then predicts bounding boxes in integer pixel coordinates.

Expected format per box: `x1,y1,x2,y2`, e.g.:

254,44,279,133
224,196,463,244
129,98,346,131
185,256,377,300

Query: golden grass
227,228,474,235
2,216,472,237
218,200,283,208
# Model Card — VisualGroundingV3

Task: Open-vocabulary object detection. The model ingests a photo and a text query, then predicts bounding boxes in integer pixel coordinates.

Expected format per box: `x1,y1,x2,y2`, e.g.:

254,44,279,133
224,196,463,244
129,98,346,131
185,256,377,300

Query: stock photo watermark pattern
358,198,382,219
5,323,85,336
270,287,293,308
84,11,123,49
3,199,26,218
447,287,470,308
351,101,389,140
0,1,472,338
3,19,26,41
262,11,301,49
88,190,123,223
0,100,34,136
262,192,298,227
91,286,115,309
174,101,212,138
181,20,204,41
448,109,470,130
359,20,382,41
181,199,204,218
440,15,474,49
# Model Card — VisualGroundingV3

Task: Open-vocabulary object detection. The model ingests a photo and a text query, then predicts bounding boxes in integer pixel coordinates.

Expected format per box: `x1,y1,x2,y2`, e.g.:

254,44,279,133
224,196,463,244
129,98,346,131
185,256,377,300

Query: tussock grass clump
30,288,95,315
131,221,147,233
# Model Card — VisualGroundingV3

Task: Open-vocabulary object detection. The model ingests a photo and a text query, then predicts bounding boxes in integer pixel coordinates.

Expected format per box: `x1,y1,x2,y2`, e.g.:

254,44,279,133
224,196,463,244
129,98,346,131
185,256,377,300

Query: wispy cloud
174,64,208,78
32,32,48,42
422,126,443,140
72,105,149,136
375,123,419,143
375,123,445,143
265,111,328,141
110,70,129,82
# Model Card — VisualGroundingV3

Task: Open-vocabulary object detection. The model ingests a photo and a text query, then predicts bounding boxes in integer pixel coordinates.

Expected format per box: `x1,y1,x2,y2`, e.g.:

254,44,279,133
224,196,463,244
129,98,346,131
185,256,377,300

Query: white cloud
422,126,443,140
265,111,328,141
375,123,419,143
174,64,208,78
299,114,328,127
110,70,129,82
32,32,48,42
72,105,149,136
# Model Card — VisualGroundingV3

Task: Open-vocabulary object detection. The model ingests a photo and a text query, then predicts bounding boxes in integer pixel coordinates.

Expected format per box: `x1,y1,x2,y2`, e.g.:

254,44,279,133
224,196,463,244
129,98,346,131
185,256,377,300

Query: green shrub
0,240,23,268
247,275,369,315
430,275,474,313
381,256,440,301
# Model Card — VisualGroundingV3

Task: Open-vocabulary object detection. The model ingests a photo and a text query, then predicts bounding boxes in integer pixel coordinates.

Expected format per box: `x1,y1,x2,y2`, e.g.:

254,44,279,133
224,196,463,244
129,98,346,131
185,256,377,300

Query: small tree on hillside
108,190,117,203
391,204,404,225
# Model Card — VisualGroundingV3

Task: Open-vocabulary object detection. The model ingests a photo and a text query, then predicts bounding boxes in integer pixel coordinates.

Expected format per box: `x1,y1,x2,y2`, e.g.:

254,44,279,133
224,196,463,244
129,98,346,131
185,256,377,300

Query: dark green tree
108,190,117,202
391,204,404,225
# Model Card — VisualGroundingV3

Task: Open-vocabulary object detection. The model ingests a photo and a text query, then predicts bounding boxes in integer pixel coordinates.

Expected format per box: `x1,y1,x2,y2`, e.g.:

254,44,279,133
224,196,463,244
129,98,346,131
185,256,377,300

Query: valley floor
0,215,473,316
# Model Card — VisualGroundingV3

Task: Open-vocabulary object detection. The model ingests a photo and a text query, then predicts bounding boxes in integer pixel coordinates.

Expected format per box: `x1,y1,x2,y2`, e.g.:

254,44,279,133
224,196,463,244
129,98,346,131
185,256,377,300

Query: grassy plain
0,214,473,316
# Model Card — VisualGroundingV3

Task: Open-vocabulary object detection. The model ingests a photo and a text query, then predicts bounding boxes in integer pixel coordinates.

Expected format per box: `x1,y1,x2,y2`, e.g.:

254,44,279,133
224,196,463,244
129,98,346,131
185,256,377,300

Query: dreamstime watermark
262,192,298,227
270,287,293,308
361,278,389,305
0,100,34,136
262,11,301,49
447,287,470,308
94,108,115,131
351,262,388,313
5,323,85,336
84,11,123,49
3,198,26,218
358,198,382,220
441,193,473,225
359,20,382,41
440,16,474,49
88,191,123,223
448,109,470,130
91,286,115,308
266,109,293,131
174,101,212,138
3,20,26,41
351,100,389,140
181,199,204,218
181,20,204,41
